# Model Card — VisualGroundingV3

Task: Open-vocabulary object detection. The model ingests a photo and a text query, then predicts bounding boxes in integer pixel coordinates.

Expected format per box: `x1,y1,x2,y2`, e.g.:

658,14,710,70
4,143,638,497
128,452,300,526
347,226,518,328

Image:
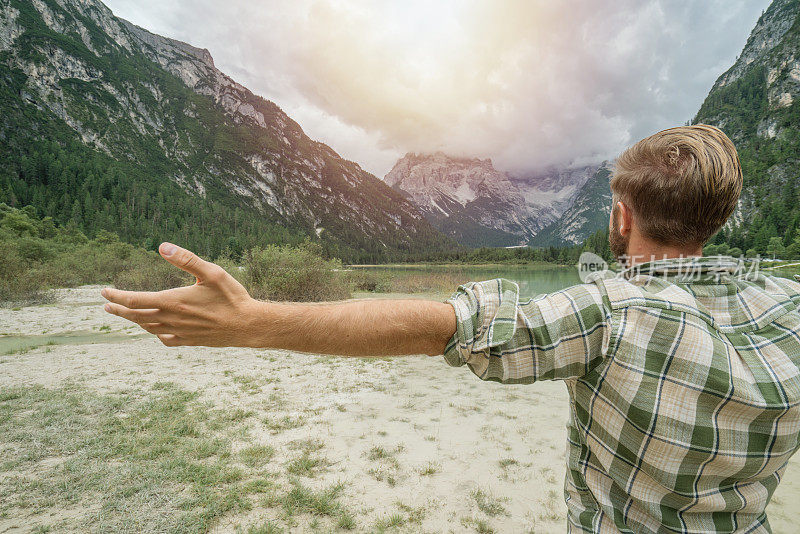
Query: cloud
104,0,770,177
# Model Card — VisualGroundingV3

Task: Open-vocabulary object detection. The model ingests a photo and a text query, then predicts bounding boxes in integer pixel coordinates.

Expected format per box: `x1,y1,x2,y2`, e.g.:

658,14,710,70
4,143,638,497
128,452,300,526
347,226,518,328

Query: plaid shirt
444,257,800,533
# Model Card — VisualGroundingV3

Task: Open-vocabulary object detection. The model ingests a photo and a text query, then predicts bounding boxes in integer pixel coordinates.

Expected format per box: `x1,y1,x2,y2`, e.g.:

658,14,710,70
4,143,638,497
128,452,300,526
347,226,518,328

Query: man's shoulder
530,279,611,315
764,273,800,299
582,269,699,313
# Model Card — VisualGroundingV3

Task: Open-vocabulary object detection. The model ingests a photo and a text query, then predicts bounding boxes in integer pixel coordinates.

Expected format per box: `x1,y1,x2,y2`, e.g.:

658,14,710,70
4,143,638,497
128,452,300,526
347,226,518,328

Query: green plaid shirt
444,257,800,534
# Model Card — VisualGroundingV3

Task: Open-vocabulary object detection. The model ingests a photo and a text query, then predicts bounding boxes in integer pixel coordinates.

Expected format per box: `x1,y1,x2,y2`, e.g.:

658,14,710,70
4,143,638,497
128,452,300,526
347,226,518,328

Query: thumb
159,242,215,281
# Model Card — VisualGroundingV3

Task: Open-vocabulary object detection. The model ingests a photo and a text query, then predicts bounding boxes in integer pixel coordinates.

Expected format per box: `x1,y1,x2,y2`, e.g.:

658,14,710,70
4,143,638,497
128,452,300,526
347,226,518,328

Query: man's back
100,125,796,532
444,257,800,533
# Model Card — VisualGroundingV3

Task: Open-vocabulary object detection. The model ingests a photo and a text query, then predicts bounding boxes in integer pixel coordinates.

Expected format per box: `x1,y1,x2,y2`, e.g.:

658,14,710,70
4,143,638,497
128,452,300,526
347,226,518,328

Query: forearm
100,244,458,353
244,298,457,357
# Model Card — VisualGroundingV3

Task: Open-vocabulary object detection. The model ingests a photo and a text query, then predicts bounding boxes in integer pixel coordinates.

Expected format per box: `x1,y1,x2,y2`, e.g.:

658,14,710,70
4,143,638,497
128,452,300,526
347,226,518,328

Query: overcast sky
103,0,771,177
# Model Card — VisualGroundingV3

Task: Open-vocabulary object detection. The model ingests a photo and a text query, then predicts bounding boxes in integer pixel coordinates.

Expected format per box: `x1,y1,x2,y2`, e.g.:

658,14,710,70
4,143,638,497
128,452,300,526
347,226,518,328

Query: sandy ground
1,286,799,533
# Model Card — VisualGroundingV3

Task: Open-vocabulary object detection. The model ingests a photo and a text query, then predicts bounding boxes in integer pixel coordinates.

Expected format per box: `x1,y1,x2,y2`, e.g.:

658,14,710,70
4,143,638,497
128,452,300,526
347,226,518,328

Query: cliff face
385,152,601,247
0,0,449,256
693,0,800,250
530,163,613,247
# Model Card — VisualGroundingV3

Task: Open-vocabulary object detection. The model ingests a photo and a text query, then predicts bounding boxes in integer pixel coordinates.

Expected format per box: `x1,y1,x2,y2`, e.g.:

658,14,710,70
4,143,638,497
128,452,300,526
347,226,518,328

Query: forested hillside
694,0,800,257
0,0,452,262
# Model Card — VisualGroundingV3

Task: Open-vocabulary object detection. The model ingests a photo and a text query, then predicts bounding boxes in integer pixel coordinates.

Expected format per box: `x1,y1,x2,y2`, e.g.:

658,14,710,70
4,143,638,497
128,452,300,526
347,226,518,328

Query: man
102,125,800,533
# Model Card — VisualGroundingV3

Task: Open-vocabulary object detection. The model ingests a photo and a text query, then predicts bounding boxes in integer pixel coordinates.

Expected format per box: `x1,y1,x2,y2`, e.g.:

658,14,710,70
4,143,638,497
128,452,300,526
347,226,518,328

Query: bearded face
609,203,630,263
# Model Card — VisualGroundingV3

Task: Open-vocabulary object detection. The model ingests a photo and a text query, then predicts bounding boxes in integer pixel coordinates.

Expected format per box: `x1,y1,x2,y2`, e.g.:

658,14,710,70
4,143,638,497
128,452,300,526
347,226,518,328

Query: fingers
103,303,163,323
101,300,188,347
140,322,171,334
159,242,219,282
157,334,183,346
101,288,166,309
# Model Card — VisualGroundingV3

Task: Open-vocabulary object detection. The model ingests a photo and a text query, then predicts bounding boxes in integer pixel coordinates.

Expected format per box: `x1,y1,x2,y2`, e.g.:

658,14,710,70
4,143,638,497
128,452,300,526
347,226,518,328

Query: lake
353,264,581,300
353,262,800,301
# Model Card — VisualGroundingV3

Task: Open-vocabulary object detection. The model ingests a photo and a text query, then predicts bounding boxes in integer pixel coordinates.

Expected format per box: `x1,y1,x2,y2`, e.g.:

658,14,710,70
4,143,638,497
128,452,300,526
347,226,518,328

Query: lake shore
1,286,798,533
346,263,574,269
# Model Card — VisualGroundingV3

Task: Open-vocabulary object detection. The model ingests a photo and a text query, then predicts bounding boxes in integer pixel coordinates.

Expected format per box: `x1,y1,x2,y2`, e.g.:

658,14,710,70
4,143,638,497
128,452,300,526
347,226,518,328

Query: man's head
608,124,742,262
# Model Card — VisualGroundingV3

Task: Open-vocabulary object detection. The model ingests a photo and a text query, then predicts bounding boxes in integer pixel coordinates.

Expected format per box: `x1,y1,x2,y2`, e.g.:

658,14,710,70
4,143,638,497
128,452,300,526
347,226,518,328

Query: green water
0,331,148,355
357,263,800,301
356,264,581,300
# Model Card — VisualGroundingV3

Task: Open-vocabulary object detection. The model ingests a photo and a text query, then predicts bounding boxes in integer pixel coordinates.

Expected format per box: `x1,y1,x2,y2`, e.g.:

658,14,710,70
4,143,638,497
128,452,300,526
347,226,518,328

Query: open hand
101,243,261,347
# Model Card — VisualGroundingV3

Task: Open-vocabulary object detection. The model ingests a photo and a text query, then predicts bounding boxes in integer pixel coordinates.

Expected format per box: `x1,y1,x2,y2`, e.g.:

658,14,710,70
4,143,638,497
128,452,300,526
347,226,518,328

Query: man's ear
616,201,632,236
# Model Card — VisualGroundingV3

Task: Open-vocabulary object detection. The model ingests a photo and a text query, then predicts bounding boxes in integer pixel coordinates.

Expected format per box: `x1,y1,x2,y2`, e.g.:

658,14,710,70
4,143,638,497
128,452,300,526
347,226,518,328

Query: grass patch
374,513,406,532
286,452,327,477
0,383,258,532
240,522,284,534
373,503,425,533
263,415,305,434
239,444,276,468
281,481,344,517
417,461,440,476
223,371,277,395
348,268,469,294
287,439,324,453
461,516,496,534
337,509,356,530
213,407,256,425
471,489,508,517
367,465,397,487
367,444,404,461
366,445,404,486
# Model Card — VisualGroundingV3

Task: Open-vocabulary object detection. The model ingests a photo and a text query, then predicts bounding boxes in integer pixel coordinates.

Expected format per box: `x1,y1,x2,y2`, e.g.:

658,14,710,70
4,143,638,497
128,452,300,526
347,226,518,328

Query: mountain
384,152,599,247
384,153,537,247
693,0,800,253
0,0,450,261
530,162,613,247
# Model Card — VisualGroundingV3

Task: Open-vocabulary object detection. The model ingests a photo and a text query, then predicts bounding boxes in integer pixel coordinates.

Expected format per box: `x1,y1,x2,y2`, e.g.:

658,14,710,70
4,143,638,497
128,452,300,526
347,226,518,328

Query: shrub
32,242,134,287
14,236,56,262
233,241,350,302
0,241,54,306
112,250,193,291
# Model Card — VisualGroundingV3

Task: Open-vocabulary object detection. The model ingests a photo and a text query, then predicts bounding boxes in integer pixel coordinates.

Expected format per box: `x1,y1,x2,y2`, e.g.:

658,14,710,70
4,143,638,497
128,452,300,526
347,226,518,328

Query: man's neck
625,236,703,267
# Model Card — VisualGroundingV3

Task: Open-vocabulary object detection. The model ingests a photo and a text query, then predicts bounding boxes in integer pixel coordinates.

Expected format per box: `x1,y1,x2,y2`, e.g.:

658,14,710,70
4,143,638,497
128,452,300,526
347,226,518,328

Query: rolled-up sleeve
443,278,611,384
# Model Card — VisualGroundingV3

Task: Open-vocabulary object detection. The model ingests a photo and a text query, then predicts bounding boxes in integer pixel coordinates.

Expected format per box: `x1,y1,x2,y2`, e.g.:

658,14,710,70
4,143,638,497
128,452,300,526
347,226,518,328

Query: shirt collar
619,255,760,283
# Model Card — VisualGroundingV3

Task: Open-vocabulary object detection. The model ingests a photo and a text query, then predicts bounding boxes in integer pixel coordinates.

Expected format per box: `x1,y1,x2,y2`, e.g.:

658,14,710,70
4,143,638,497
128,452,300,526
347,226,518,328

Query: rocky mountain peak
692,0,800,255
384,152,607,247
0,0,450,259
712,0,798,91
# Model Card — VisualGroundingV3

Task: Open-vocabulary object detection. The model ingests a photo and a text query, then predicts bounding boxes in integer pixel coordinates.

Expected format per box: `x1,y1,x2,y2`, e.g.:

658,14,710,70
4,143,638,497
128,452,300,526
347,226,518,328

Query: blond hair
610,124,742,247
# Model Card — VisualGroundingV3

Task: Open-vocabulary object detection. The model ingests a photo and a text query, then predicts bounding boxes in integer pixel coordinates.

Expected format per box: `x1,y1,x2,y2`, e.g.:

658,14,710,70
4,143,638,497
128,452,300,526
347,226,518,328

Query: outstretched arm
101,243,456,357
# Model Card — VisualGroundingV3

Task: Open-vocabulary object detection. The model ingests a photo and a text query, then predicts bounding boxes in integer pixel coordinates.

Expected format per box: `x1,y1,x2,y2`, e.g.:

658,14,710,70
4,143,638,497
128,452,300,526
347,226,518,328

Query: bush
0,271,53,307
233,241,350,302
14,236,56,262
31,242,134,287
0,241,54,306
0,204,200,304
112,250,193,291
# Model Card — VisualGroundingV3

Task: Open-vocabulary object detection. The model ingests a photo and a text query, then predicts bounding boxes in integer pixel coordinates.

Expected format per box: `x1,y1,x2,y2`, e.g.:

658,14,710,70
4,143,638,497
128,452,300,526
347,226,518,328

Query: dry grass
348,269,469,294
0,383,252,533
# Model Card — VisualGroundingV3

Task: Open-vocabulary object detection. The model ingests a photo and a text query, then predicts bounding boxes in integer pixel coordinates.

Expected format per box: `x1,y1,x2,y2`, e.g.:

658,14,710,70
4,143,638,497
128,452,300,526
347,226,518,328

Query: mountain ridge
385,151,609,247
0,0,452,260
693,0,800,254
